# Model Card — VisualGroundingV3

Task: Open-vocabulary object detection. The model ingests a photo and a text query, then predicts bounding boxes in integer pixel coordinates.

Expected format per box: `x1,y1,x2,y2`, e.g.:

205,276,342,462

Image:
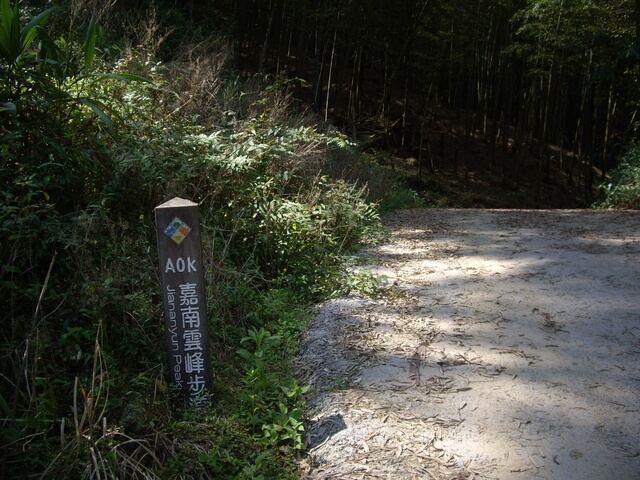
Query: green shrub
594,144,640,209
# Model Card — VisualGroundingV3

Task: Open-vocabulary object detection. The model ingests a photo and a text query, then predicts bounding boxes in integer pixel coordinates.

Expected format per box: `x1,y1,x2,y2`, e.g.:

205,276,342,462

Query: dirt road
296,209,640,479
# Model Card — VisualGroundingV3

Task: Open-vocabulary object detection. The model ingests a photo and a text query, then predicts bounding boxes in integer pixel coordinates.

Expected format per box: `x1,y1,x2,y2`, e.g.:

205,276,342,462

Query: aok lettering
165,257,197,273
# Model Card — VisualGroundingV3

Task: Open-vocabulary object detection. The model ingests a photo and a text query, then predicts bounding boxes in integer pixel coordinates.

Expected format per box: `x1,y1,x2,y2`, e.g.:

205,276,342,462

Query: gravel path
296,209,640,480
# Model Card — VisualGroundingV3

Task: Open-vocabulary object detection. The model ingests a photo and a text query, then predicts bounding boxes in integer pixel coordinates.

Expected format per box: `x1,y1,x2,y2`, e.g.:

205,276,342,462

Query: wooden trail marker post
155,198,212,406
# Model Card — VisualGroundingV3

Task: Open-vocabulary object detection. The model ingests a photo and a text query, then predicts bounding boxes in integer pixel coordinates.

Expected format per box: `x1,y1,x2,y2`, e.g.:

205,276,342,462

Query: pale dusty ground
295,209,640,480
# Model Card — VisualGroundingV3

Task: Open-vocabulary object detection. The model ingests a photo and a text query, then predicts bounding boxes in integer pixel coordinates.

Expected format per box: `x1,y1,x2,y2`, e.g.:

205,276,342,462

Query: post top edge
155,197,198,209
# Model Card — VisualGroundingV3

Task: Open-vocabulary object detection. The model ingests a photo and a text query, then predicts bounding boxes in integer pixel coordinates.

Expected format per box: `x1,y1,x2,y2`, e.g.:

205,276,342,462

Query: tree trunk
259,0,278,72
324,21,338,123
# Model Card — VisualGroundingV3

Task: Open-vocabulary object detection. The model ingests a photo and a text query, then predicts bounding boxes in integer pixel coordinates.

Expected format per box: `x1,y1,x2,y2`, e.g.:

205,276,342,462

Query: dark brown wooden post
155,197,212,406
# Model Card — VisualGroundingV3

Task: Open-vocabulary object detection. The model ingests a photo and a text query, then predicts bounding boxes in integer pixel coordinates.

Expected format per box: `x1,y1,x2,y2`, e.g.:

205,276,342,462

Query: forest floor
295,208,640,479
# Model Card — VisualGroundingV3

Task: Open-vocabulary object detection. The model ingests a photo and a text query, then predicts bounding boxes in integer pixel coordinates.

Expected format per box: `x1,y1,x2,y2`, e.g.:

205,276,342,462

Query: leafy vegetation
594,144,640,209
0,2,395,478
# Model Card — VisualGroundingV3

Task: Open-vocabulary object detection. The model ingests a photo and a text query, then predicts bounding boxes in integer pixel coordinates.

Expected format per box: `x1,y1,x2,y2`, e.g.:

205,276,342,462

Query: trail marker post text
155,197,212,406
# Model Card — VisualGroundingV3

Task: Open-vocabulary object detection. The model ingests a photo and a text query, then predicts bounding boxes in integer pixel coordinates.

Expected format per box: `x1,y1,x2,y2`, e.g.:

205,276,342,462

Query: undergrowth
9,0,624,476
0,2,392,478
594,144,640,209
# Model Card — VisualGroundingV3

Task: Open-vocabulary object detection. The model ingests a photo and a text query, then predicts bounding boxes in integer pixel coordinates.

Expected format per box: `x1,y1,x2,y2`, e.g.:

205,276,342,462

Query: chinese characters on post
155,198,213,407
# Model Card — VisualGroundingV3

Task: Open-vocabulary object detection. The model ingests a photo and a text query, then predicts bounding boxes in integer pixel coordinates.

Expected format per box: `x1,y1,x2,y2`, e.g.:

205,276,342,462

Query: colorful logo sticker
164,217,192,245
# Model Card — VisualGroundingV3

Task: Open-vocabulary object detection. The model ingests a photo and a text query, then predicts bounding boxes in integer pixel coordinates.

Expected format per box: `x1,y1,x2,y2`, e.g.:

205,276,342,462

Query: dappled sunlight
298,209,640,479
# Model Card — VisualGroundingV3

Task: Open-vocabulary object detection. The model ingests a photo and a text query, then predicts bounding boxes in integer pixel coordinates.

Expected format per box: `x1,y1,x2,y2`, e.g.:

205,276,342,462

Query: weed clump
594,144,640,209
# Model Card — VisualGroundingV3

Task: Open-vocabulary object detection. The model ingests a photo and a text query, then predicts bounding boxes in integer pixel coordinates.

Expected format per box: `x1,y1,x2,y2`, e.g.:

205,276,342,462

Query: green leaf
0,0,57,64
77,97,115,131
237,348,253,360
0,0,20,62
83,15,97,73
32,24,60,64
0,101,16,115
20,5,57,54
